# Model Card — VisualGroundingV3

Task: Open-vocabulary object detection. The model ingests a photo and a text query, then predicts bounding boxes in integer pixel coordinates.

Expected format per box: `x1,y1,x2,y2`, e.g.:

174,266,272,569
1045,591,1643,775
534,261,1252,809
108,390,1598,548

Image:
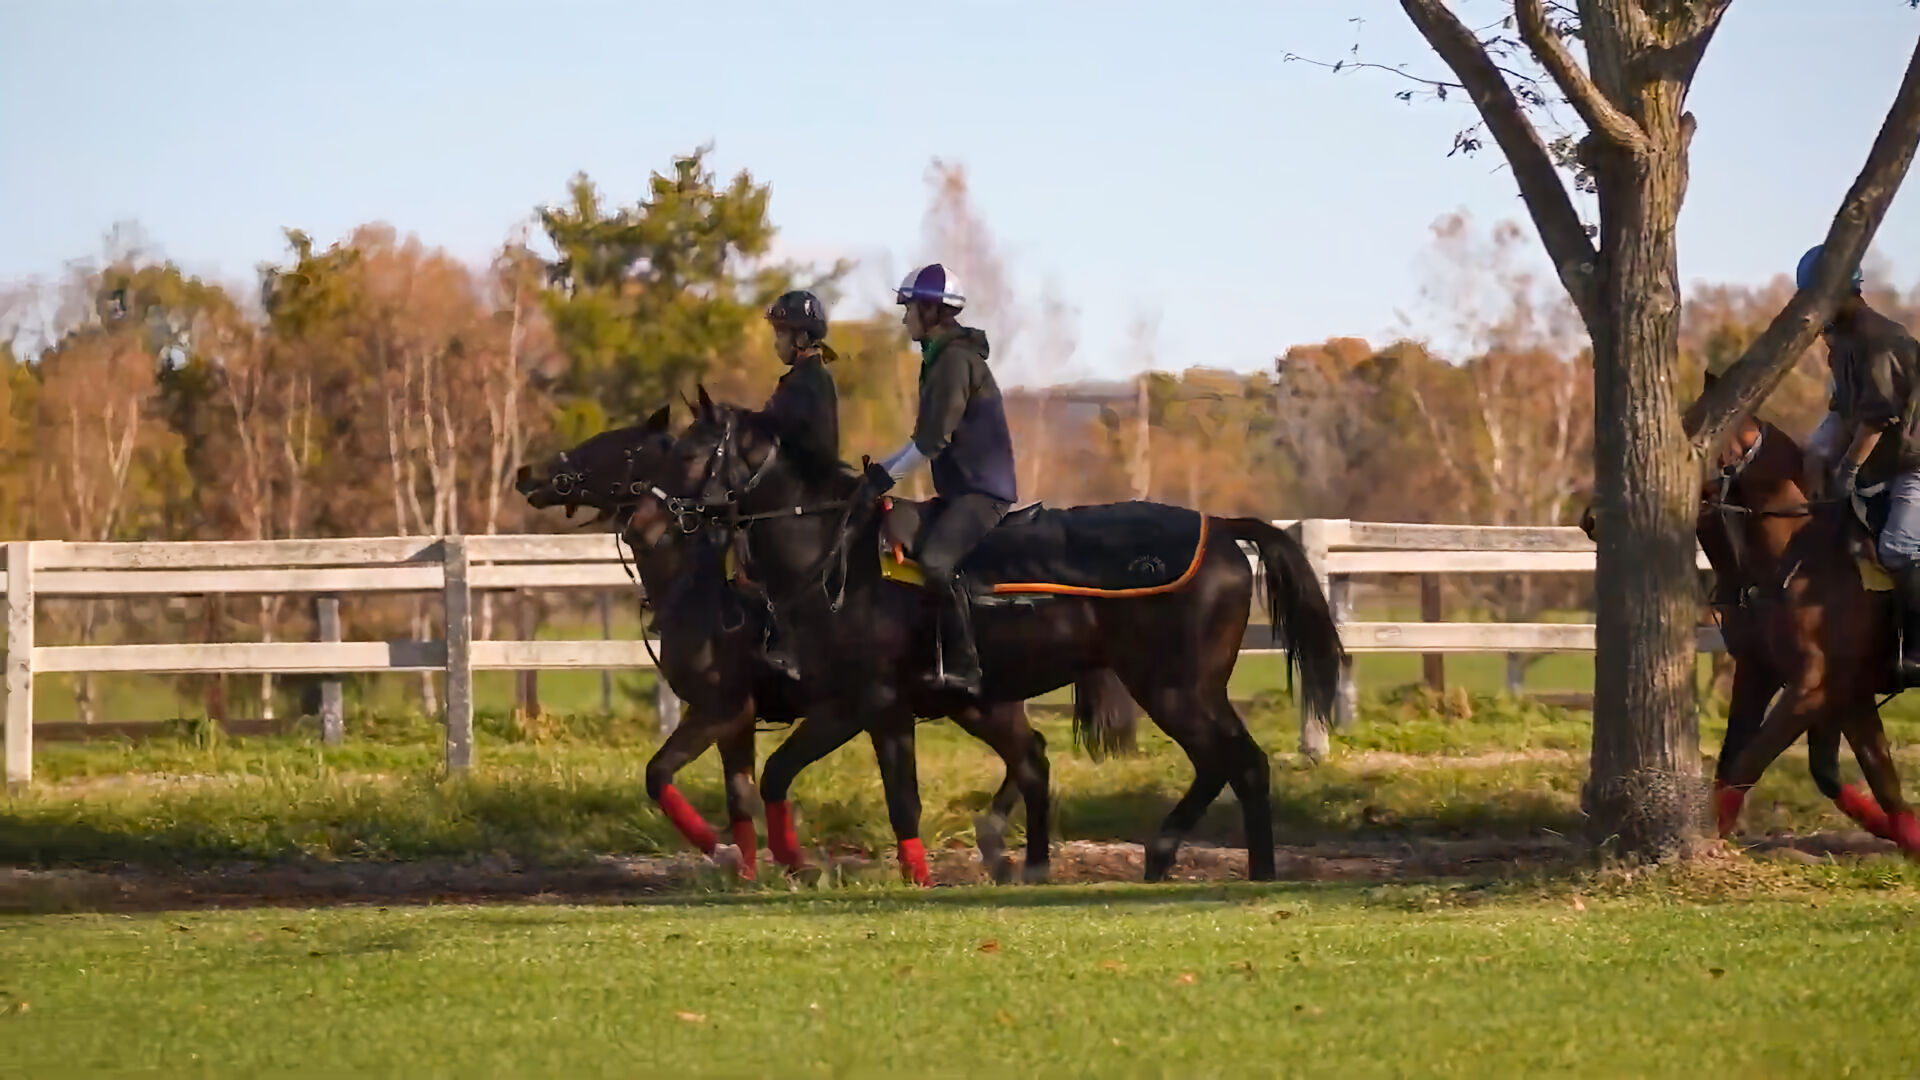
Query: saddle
876,497,1208,602
1847,482,1897,593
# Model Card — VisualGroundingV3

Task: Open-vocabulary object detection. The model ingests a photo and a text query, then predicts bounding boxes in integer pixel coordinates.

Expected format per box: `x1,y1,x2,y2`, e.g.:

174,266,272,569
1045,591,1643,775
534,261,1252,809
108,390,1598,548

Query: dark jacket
911,326,1018,503
1827,302,1920,475
759,350,839,476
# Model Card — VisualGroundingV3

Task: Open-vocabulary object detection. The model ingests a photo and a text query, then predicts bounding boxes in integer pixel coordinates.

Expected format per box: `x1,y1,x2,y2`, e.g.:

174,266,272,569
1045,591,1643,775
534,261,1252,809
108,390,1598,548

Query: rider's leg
1876,467,1920,677
914,493,1009,695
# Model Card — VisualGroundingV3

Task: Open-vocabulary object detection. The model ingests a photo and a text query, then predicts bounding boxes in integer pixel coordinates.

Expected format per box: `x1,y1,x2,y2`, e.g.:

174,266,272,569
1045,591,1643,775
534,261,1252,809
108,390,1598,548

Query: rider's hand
1833,459,1862,500
858,461,897,499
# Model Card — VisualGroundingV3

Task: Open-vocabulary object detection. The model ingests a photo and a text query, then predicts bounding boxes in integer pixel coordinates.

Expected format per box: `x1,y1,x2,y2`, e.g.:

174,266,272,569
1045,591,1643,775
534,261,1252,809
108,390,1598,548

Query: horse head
514,404,677,528
668,385,788,515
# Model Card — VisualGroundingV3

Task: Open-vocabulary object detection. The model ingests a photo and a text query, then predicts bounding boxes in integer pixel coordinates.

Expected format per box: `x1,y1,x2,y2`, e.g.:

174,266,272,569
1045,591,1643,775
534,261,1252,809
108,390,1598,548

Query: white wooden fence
0,521,1723,786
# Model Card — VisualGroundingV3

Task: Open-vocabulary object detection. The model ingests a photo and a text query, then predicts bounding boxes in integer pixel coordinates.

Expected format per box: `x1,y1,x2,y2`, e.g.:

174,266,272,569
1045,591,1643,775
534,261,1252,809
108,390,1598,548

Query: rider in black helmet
756,288,839,677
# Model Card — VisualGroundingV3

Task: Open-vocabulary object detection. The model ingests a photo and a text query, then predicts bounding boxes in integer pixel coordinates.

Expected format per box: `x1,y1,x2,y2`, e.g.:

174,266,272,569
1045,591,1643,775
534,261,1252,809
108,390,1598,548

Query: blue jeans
1879,468,1920,570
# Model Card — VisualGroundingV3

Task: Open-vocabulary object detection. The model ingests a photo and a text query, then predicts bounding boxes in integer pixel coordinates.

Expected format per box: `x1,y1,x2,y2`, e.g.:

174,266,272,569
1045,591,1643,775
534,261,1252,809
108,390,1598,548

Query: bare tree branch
1399,0,1600,326
1687,29,1920,450
1514,0,1649,156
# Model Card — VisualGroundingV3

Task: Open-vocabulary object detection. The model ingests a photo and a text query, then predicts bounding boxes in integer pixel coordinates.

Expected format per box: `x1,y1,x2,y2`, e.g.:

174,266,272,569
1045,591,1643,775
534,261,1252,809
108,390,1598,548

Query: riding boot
1896,565,1920,687
761,617,802,681
928,573,984,696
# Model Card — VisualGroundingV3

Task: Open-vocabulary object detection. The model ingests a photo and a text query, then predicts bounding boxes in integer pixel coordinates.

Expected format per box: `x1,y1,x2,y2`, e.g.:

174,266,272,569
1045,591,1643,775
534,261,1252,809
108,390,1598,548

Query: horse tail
1071,668,1140,761
1215,517,1345,728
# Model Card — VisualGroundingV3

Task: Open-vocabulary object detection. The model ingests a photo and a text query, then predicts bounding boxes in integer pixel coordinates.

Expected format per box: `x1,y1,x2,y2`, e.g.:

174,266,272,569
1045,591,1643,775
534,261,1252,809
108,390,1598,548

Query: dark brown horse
1615,407,1920,852
664,388,1345,882
515,409,1138,883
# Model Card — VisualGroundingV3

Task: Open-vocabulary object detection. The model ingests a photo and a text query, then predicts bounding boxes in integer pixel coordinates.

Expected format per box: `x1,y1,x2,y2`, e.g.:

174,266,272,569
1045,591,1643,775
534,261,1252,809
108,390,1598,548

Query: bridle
1700,423,1844,607
676,407,861,613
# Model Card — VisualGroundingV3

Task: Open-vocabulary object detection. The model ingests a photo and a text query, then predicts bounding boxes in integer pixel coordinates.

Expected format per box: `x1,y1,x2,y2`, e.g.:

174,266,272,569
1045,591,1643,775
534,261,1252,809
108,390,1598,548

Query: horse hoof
1019,861,1051,886
987,858,1015,886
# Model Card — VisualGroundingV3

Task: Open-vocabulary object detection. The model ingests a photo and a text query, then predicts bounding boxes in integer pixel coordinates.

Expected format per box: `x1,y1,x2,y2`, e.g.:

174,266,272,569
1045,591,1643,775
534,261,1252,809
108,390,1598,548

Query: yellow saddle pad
1859,556,1895,593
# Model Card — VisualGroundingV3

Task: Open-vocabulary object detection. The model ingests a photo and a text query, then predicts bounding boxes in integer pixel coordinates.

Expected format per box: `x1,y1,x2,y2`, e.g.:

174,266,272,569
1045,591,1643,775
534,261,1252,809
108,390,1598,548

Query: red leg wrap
657,785,717,854
1836,784,1894,839
730,820,758,880
898,838,932,887
766,800,801,868
1713,780,1746,839
1890,811,1920,855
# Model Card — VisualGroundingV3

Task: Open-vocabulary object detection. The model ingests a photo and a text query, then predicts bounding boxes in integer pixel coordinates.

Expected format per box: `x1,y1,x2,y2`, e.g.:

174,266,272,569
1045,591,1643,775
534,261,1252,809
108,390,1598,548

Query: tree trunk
1584,92,1702,858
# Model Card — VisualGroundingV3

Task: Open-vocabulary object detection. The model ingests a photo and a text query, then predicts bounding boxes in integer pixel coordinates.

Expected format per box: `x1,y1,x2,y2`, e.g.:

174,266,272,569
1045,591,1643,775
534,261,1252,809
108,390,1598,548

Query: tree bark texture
1584,71,1703,854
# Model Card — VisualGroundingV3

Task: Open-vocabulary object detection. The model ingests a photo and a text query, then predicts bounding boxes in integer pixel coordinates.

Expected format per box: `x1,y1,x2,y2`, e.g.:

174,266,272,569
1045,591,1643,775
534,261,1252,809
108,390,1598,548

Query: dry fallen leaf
1174,972,1197,986
894,965,915,978
994,1009,1015,1027
1570,895,1586,912
1100,959,1126,973
674,1011,706,1024
1709,968,1726,979
1272,909,1295,921
978,940,1001,954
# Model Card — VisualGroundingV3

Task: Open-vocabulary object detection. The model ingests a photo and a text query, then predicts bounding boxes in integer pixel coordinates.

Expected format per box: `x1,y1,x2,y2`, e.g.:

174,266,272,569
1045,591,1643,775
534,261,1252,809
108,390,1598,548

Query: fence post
442,537,474,771
5,541,34,789
598,590,614,713
1293,520,1333,762
1329,574,1357,732
1419,574,1445,692
316,594,343,746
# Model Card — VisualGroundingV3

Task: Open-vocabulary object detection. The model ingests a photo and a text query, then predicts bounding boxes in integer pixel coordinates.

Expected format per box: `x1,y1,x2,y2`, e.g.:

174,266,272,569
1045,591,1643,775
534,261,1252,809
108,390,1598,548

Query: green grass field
6,879,1920,1077
14,633,1920,1077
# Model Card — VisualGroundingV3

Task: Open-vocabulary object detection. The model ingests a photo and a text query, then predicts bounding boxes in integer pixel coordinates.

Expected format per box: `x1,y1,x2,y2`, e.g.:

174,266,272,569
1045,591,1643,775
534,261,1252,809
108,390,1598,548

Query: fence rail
0,522,1724,785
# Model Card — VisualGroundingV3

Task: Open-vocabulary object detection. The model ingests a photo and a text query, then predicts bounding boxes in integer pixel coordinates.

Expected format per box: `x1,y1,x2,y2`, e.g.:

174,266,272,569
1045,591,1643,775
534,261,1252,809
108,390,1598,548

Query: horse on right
1584,394,1920,854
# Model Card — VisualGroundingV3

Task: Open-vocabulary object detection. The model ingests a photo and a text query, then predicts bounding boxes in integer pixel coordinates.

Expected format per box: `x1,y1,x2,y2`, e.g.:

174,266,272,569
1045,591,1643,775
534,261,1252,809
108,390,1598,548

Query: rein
1700,424,1848,607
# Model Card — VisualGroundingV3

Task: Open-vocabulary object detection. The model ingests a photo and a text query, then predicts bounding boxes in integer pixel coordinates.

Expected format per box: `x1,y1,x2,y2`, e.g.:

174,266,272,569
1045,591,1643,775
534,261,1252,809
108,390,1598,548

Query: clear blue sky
4,1,1918,384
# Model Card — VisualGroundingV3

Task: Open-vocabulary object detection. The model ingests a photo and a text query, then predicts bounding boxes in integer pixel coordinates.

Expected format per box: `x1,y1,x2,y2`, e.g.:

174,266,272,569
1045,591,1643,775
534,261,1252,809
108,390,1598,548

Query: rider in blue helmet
1798,244,1920,679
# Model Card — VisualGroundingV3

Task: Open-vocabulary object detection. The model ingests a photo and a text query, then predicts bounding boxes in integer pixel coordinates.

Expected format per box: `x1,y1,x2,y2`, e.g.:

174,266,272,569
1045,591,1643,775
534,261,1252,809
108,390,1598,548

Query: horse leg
1122,679,1227,883
951,703,1052,885
1844,712,1920,855
1811,709,1894,839
869,718,932,886
1718,684,1828,840
758,711,865,874
1016,726,1051,885
643,707,731,856
1713,654,1777,792
1211,689,1275,881
716,717,760,880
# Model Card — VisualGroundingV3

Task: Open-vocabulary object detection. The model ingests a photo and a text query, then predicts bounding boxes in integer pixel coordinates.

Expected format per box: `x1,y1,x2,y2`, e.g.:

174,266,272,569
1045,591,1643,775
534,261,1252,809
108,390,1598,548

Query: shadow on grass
0,775,1583,870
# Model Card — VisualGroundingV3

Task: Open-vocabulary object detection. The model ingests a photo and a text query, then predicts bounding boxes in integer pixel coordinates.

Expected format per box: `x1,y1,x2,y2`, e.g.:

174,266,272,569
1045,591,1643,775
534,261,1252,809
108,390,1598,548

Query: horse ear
642,404,671,432
696,384,715,417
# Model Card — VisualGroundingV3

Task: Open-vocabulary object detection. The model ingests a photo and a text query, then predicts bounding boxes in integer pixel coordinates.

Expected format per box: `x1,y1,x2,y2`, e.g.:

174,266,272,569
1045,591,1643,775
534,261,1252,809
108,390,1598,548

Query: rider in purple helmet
865,263,1018,696
1798,244,1920,678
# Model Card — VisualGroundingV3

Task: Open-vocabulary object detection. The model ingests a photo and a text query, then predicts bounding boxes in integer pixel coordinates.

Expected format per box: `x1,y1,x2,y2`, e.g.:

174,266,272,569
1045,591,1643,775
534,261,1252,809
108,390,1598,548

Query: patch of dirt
2,831,1899,914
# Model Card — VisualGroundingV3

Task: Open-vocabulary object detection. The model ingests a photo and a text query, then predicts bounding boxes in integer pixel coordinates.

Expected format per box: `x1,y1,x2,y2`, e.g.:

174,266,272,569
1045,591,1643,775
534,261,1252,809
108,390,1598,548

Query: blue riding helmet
1796,244,1864,293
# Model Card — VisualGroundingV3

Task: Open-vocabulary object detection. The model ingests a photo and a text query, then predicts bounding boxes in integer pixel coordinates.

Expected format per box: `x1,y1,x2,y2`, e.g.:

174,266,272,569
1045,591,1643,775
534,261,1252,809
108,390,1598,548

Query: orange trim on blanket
983,514,1210,598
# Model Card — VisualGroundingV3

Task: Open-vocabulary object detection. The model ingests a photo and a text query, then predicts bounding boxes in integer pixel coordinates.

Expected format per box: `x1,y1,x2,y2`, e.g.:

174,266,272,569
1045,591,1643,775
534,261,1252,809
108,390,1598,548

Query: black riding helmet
765,289,827,343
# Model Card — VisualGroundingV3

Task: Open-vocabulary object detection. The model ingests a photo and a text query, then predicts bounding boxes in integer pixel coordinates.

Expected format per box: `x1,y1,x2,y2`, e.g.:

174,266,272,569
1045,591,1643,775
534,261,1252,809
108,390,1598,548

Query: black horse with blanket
666,387,1345,882
514,409,1139,884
